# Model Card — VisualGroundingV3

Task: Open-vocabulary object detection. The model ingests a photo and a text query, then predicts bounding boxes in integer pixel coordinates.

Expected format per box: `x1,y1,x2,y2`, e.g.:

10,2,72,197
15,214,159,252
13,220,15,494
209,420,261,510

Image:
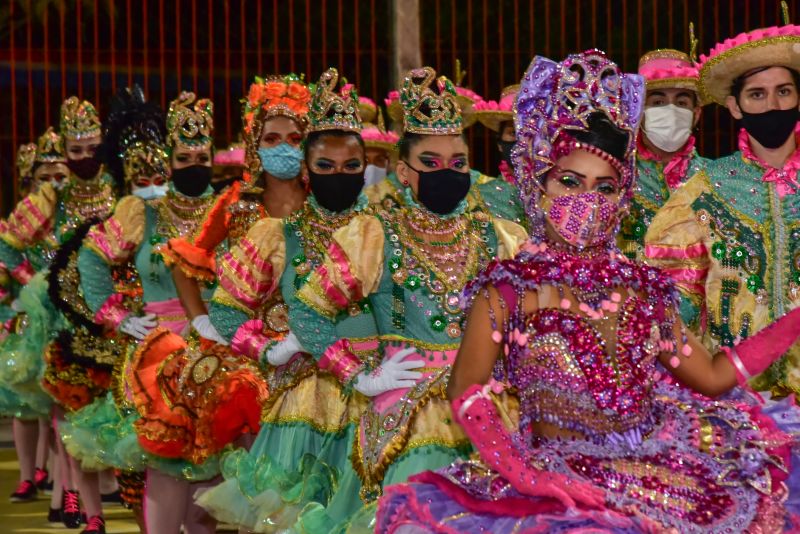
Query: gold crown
59,97,101,140
307,68,362,133
123,140,170,183
36,127,66,163
16,143,36,181
400,67,462,135
166,91,214,150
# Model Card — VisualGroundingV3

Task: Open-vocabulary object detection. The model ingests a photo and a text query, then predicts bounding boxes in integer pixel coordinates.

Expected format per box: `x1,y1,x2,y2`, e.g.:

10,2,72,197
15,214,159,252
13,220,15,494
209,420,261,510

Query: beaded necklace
148,190,215,282
59,179,116,241
385,206,491,338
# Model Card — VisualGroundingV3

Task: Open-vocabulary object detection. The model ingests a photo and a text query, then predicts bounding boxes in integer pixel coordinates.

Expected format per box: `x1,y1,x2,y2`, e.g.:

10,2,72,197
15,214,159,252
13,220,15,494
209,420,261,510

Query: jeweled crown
59,97,101,140
166,91,214,150
307,68,362,133
400,67,463,135
16,143,36,182
36,127,67,163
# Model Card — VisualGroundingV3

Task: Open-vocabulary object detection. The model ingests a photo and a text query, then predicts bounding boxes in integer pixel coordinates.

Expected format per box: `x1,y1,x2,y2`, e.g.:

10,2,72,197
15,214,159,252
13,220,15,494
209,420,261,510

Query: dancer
472,84,520,183
287,67,528,530
618,47,707,262
194,68,377,532
376,49,800,534
646,20,800,394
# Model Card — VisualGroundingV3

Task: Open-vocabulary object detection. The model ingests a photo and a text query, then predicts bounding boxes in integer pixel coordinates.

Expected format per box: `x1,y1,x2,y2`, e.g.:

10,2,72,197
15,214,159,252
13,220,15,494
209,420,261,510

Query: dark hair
397,131,468,160
730,66,800,100
304,129,365,163
571,111,629,163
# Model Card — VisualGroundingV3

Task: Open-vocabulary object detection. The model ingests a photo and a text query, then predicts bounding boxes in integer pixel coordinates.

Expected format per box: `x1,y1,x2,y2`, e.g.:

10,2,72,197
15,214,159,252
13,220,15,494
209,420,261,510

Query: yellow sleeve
212,217,286,314
0,183,57,250
82,195,146,265
492,217,528,260
297,214,385,319
644,172,711,329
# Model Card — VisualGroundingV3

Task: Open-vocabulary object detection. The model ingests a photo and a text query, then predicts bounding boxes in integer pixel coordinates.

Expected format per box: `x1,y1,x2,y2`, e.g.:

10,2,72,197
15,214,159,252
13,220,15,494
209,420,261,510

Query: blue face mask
258,143,303,180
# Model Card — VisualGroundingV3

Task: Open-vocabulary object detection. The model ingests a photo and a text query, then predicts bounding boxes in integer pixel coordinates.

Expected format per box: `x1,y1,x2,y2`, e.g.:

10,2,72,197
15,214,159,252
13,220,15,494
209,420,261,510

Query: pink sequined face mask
541,191,620,249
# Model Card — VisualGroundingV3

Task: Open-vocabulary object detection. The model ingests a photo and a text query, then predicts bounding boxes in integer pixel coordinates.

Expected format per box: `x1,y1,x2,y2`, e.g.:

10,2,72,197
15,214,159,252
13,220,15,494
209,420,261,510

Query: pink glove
452,383,606,509
724,306,800,385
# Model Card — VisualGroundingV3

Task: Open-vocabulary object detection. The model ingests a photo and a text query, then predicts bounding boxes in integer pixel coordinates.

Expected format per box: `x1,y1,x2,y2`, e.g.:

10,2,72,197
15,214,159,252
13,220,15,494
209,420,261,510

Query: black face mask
740,107,800,149
497,140,515,166
308,171,364,212
67,157,102,181
171,165,213,197
407,164,471,215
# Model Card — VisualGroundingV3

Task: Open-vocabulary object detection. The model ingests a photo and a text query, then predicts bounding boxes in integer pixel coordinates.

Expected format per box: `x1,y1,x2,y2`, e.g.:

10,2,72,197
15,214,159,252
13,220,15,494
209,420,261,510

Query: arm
661,305,800,397
172,268,208,320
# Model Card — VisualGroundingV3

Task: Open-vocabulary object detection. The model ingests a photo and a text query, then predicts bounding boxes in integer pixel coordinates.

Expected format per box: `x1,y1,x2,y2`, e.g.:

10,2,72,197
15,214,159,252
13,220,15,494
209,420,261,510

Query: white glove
119,313,157,340
262,331,303,366
353,347,424,397
191,314,228,345
10,299,22,312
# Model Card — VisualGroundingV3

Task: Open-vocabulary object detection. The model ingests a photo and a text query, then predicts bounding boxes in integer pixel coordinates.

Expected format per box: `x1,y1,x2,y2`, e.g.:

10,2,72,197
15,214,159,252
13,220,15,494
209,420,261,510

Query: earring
402,179,409,186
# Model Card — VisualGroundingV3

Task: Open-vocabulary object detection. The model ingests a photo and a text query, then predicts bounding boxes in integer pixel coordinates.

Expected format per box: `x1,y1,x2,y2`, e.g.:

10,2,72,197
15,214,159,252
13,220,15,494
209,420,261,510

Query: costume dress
377,49,800,534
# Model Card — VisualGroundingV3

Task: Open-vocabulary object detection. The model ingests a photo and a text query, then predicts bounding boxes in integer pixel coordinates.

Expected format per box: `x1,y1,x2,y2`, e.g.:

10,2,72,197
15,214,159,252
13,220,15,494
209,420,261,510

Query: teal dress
0,179,115,419
287,186,528,531
196,194,378,532
60,193,217,479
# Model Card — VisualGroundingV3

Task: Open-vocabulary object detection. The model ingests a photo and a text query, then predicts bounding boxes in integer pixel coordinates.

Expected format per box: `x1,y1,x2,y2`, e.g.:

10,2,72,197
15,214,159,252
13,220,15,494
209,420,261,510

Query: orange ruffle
42,340,112,412
130,328,269,464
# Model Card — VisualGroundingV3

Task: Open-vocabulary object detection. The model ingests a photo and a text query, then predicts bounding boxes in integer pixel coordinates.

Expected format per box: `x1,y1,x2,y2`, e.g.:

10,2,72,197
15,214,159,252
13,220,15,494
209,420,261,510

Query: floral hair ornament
361,105,400,153
512,49,644,226
59,96,101,140
699,2,800,106
241,73,312,179
213,142,245,167
472,84,520,132
166,91,214,153
400,66,463,135
307,68,363,133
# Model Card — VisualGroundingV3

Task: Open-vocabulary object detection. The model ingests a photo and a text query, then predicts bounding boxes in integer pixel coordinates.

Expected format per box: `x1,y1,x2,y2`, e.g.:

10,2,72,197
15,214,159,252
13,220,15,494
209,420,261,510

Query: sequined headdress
513,50,644,223
99,85,168,187
307,68,362,133
59,97,101,140
399,67,463,135
16,143,36,186
35,127,67,163
166,91,214,152
242,74,312,178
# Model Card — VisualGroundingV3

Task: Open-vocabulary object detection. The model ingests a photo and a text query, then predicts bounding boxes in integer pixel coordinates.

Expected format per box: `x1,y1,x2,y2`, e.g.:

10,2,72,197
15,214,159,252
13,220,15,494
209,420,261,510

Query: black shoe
81,515,105,534
9,479,36,502
62,490,82,528
48,507,62,523
100,489,122,504
34,467,52,492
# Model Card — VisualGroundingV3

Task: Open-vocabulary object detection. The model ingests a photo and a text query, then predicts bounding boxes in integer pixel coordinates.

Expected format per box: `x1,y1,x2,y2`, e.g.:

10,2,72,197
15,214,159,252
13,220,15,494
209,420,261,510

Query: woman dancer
376,50,800,534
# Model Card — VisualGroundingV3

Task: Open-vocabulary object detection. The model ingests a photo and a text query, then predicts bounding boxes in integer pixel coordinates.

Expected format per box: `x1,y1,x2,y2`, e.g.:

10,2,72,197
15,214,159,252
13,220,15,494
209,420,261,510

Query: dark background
0,0,796,214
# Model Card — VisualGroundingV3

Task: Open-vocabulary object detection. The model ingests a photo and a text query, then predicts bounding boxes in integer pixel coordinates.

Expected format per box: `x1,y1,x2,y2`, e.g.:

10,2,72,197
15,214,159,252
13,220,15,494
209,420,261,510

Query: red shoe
81,515,105,534
9,479,36,502
34,467,52,492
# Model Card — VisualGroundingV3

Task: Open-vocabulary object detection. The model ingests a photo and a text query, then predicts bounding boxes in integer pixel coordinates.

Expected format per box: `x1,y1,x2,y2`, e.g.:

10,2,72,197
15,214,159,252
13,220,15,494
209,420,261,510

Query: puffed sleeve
644,172,711,331
0,183,57,282
296,214,385,320
78,195,145,330
492,217,528,260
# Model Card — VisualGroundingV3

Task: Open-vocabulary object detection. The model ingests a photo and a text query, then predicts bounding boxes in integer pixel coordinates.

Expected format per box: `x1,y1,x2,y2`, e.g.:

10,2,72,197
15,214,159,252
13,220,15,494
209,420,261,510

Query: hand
191,314,228,345
262,331,303,366
10,299,22,313
119,313,157,340
353,347,424,397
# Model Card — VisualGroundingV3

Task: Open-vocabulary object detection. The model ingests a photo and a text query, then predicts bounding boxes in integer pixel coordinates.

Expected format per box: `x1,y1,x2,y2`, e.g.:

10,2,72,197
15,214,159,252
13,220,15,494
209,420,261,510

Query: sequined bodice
513,299,662,441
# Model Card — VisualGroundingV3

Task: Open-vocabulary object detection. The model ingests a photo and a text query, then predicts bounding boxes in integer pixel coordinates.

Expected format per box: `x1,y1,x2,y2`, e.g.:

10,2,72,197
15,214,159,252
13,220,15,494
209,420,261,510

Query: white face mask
364,164,388,187
132,184,168,200
642,104,695,153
